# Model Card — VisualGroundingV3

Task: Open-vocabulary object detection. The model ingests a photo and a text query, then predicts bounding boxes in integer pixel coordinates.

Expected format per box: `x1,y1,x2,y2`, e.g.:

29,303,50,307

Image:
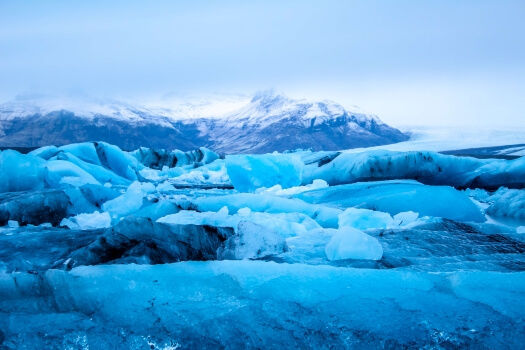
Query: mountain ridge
0,91,409,154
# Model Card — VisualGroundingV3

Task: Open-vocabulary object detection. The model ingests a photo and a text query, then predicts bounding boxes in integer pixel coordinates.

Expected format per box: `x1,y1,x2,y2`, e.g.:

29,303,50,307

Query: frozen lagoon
1,142,525,349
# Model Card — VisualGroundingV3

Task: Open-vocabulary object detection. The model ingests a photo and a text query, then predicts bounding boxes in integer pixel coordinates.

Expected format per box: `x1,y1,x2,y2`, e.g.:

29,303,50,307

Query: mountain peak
251,89,286,103
0,91,409,153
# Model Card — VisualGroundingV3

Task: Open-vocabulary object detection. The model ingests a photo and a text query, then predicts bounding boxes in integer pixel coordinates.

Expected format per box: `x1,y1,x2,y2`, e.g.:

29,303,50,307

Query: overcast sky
1,0,524,127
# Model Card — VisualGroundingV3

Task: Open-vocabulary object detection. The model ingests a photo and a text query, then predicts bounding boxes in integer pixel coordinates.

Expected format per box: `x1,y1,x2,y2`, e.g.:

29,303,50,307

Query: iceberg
486,188,525,219
131,146,219,169
158,207,321,238
60,211,112,230
45,160,100,187
101,181,144,217
338,207,394,230
0,150,46,193
192,193,342,228
296,180,486,222
226,153,303,192
217,221,288,260
227,150,525,191
67,216,234,267
0,190,71,226
325,227,383,261
7,220,19,228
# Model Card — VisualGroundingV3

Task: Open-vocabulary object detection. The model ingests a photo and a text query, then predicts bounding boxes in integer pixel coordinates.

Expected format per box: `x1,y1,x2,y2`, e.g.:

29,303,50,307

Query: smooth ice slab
296,180,486,222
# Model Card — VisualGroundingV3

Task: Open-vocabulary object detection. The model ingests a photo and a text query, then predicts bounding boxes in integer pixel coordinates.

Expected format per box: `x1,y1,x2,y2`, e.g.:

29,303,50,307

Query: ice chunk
7,220,19,228
303,150,485,187
465,188,491,202
54,151,131,186
0,190,71,226
194,193,341,228
486,188,525,219
217,221,288,260
101,181,144,217
156,181,176,193
76,184,120,209
131,146,219,169
258,179,329,196
517,226,525,234
158,207,321,238
29,145,60,160
325,227,383,261
45,160,100,187
67,216,234,266
133,200,179,221
393,211,419,226
296,181,485,223
226,153,303,192
222,150,525,192
338,208,394,230
94,142,143,181
60,211,112,230
58,142,103,166
0,150,46,193
140,182,156,195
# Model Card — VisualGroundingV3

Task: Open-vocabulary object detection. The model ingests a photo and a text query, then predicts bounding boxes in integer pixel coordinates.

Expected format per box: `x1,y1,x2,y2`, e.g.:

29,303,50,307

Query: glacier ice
191,193,342,228
1,261,524,348
158,207,321,239
0,190,71,226
67,216,234,267
155,181,176,193
338,207,394,230
1,141,525,348
393,210,419,225
256,179,329,196
60,211,112,230
101,181,144,217
217,221,288,260
7,220,18,228
325,227,383,261
54,151,132,186
230,149,525,191
132,200,179,221
226,153,303,192
486,188,525,219
0,150,46,193
131,146,219,169
92,142,143,181
45,159,100,187
296,180,486,222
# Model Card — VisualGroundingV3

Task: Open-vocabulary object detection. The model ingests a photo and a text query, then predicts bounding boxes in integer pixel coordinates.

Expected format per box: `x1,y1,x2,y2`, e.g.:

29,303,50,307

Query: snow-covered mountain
0,90,409,153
